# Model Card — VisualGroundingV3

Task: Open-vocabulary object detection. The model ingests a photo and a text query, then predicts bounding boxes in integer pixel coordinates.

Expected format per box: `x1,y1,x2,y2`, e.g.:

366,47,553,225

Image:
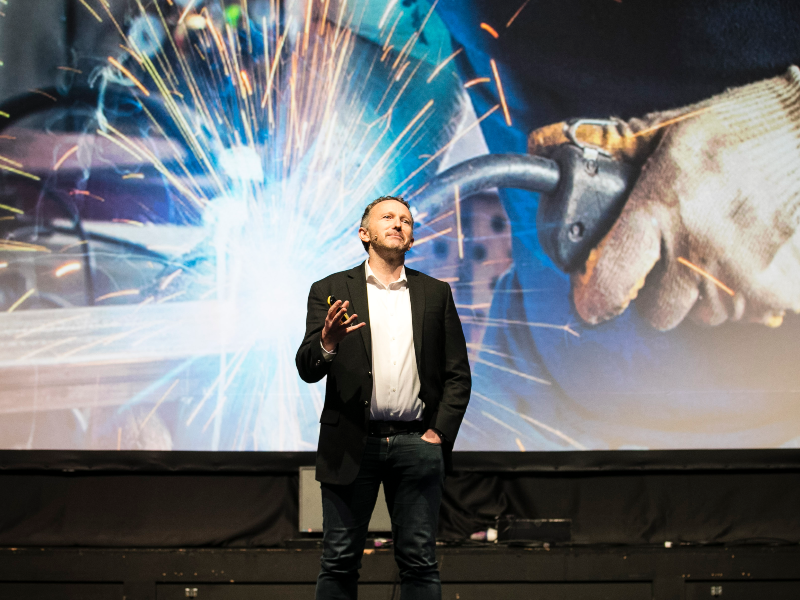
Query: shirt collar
365,259,407,289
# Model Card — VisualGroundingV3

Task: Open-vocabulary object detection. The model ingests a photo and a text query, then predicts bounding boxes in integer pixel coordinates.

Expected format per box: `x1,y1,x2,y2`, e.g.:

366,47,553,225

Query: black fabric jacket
295,263,471,486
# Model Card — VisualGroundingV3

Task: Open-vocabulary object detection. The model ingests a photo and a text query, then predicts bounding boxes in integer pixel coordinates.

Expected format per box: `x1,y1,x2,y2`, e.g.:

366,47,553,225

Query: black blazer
295,263,472,485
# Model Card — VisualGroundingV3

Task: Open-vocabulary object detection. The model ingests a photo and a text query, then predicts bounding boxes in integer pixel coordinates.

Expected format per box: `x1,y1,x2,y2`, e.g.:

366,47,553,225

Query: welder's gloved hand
529,66,800,330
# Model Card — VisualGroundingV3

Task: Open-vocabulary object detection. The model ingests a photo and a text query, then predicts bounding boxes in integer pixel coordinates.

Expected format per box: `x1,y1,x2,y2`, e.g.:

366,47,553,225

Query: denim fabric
316,433,445,600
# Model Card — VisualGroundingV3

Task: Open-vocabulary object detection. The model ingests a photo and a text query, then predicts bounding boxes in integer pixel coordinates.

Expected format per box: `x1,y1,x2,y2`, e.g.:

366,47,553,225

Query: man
296,195,471,599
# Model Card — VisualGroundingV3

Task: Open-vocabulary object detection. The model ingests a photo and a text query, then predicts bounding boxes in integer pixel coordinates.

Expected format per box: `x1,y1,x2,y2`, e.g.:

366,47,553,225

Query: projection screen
0,0,798,453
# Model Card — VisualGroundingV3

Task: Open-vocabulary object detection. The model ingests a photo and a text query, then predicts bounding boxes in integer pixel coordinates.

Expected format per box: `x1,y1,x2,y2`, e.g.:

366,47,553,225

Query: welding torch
412,119,639,273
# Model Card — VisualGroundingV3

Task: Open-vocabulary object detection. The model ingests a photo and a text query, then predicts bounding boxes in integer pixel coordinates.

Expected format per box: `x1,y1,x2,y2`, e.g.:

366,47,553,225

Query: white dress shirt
364,260,422,421
320,261,423,421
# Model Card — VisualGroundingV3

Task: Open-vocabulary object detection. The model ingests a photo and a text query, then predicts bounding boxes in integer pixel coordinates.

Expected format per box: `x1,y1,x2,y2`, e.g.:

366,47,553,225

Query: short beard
370,233,410,258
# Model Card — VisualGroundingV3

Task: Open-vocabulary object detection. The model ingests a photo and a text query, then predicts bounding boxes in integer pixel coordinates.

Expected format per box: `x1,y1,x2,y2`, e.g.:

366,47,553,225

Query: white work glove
529,66,800,330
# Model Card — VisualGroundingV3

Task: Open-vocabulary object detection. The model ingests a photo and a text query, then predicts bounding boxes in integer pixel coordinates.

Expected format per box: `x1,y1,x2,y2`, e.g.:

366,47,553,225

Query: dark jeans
316,432,445,600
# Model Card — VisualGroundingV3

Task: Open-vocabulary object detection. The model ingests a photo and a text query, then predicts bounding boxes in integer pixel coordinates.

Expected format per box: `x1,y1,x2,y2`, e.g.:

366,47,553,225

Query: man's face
359,200,414,255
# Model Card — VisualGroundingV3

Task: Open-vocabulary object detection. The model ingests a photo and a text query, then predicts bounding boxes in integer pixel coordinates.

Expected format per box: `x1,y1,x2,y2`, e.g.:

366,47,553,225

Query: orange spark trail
54,262,81,277
677,256,735,296
28,89,57,102
239,70,253,95
633,107,712,137
480,23,499,39
426,209,454,227
506,0,531,28
70,190,105,202
108,56,151,96
464,77,490,88
96,289,141,302
53,145,79,171
426,48,463,83
490,59,512,126
414,227,453,246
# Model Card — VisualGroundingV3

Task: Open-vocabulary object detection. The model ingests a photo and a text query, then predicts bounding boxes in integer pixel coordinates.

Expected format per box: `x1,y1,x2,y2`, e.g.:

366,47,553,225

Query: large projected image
0,0,798,452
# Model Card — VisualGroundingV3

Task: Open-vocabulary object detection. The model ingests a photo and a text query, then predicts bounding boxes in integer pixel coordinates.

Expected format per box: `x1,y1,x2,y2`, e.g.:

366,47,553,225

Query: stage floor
1,544,799,599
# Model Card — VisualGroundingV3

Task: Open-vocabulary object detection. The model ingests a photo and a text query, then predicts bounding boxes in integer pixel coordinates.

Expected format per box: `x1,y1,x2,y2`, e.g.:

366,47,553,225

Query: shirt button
392,388,396,392
393,361,396,365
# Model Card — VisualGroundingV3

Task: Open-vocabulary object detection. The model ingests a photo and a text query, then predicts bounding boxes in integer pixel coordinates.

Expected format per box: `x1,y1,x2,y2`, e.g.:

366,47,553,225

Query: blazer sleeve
295,280,332,383
432,283,472,443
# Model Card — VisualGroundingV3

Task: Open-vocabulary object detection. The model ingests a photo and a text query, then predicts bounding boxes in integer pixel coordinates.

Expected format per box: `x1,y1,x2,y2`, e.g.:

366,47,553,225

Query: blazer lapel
346,263,372,365
407,268,425,370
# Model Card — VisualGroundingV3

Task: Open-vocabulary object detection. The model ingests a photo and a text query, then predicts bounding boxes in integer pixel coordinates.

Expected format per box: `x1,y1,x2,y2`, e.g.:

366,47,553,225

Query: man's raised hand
321,300,366,352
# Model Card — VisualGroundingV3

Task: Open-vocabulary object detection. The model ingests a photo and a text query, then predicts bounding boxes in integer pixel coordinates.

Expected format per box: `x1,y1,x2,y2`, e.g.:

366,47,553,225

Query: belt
367,420,425,437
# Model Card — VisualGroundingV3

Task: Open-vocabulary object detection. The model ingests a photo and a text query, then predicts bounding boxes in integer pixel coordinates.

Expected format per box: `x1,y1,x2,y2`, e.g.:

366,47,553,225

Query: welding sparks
506,0,531,28
490,59,512,126
415,227,453,246
0,163,40,181
7,289,36,313
633,107,712,137
463,77,490,89
0,202,23,215
53,145,79,171
473,391,586,449
426,48,462,84
28,89,57,102
0,0,473,451
677,256,735,296
140,378,181,429
480,23,499,39
78,0,102,23
54,262,82,277
108,56,150,96
95,289,141,303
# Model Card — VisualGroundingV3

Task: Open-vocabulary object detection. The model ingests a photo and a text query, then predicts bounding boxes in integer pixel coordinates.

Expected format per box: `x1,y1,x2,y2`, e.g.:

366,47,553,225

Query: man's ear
358,226,371,245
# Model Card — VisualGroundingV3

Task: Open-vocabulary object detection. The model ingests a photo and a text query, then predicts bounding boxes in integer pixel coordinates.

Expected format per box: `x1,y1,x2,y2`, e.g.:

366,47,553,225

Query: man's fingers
341,313,359,326
327,299,342,318
346,322,367,333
